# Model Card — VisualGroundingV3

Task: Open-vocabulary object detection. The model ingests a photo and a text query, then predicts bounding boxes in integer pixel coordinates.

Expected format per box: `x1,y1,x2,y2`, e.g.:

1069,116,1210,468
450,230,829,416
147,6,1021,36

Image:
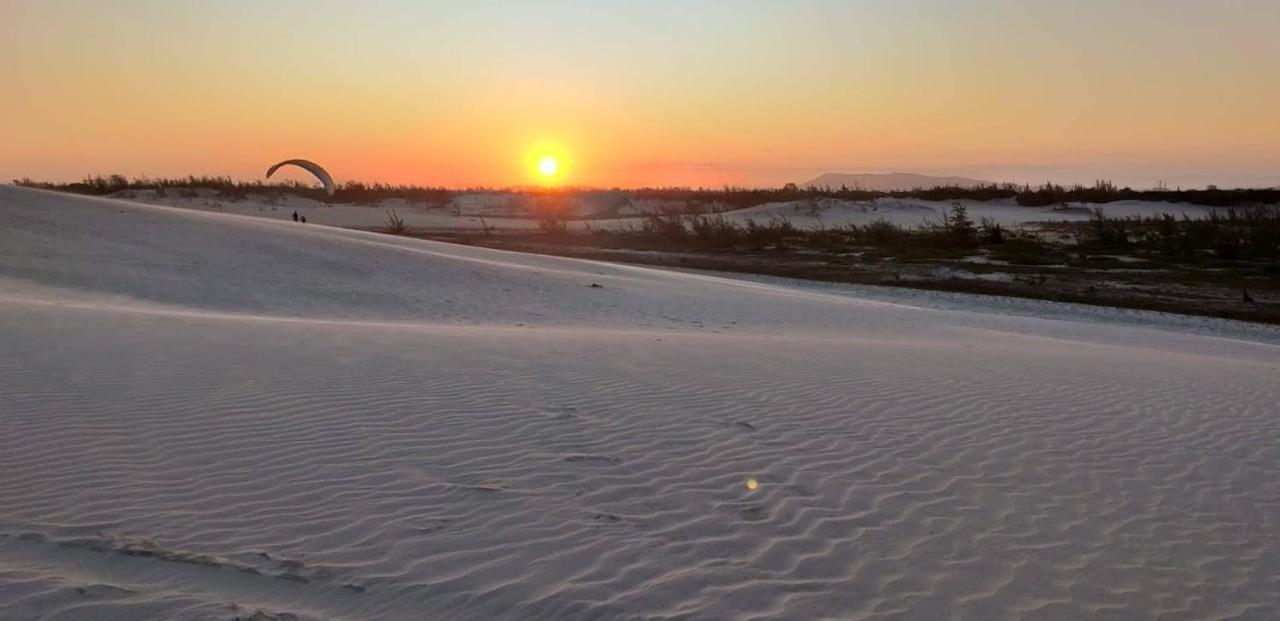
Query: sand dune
1,185,1278,620
721,198,1222,230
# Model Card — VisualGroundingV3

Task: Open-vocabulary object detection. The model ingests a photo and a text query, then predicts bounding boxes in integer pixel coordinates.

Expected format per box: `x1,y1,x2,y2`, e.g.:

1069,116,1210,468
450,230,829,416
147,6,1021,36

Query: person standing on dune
292,211,299,222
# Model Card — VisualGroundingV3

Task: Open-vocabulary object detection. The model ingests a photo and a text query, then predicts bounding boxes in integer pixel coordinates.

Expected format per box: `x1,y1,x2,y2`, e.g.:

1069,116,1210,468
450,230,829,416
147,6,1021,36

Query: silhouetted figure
300,215,307,224
292,211,299,222
1243,288,1254,303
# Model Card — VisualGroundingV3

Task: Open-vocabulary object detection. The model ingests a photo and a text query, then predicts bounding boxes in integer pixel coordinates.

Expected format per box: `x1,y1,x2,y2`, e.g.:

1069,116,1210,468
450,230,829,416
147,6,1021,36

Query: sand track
1,186,1278,620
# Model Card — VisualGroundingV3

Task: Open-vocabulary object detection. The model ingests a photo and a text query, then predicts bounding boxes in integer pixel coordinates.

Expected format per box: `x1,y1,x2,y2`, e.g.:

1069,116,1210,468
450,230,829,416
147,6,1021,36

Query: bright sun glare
538,156,559,178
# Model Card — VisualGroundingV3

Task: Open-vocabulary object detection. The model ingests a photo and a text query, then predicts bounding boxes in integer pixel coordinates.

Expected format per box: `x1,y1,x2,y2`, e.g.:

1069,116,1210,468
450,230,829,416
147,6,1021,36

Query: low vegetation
13,175,453,206
15,176,1280,210
383,209,408,234
430,202,1280,324
557,203,1280,268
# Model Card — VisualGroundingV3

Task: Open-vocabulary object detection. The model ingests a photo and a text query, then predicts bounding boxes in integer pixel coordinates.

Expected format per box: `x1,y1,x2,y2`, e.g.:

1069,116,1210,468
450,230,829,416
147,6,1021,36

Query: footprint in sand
539,405,580,421
565,455,622,465
75,584,136,599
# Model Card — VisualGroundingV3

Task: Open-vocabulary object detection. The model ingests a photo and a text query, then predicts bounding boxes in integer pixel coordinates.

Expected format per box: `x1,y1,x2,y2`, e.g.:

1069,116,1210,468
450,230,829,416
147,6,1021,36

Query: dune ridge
1,186,1278,620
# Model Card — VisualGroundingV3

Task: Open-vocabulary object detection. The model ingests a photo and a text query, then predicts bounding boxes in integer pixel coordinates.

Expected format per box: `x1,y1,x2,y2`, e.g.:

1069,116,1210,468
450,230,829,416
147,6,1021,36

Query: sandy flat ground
110,189,1226,232
1,186,1278,620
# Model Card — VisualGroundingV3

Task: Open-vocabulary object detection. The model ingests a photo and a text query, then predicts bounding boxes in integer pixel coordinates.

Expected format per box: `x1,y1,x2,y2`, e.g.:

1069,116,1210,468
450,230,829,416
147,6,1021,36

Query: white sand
110,188,1231,233
2,185,1278,620
720,198,1224,230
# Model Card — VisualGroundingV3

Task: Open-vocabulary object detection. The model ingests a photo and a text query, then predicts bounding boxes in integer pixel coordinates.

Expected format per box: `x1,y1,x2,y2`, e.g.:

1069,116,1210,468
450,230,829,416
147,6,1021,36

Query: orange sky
4,1,1279,189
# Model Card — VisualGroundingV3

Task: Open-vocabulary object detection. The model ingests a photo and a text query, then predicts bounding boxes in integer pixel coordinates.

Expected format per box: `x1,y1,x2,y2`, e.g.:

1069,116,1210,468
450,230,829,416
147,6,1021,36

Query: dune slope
1,186,1278,620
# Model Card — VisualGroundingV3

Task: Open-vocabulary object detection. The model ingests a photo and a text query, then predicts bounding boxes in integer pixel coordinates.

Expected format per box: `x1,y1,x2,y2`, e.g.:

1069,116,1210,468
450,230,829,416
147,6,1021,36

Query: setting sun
538,156,559,178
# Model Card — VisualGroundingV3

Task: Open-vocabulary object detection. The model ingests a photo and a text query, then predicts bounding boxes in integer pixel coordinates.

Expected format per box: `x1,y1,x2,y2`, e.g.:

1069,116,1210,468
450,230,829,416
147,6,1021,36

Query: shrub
943,202,976,246
537,212,568,235
383,209,408,234
858,220,908,245
980,217,1005,244
688,215,740,245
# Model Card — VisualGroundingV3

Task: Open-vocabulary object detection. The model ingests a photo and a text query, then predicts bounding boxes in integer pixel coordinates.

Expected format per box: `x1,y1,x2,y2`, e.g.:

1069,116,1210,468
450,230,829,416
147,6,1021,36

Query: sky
3,0,1279,189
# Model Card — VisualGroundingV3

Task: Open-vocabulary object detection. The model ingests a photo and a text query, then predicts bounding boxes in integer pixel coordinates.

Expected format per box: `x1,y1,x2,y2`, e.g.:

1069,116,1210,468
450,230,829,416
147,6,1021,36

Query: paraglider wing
266,159,335,196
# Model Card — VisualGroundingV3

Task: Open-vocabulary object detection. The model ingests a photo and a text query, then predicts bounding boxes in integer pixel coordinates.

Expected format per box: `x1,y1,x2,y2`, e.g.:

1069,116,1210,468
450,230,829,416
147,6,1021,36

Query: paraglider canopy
266,159,335,196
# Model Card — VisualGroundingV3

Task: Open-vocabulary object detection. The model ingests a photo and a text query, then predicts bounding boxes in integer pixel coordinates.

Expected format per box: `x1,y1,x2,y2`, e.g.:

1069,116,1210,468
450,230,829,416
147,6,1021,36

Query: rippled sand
2,186,1278,620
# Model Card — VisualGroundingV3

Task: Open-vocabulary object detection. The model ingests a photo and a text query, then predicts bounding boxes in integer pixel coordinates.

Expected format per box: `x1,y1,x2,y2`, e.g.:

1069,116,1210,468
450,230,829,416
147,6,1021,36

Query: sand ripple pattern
2,186,1279,620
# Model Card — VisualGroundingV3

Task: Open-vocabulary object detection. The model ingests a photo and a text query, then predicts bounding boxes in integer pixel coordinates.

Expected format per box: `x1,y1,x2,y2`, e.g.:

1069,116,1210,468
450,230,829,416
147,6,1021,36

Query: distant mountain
800,172,991,191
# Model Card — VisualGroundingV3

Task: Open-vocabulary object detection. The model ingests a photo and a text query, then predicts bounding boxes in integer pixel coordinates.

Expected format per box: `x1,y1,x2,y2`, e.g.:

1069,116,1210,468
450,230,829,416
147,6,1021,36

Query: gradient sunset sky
4,0,1279,189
